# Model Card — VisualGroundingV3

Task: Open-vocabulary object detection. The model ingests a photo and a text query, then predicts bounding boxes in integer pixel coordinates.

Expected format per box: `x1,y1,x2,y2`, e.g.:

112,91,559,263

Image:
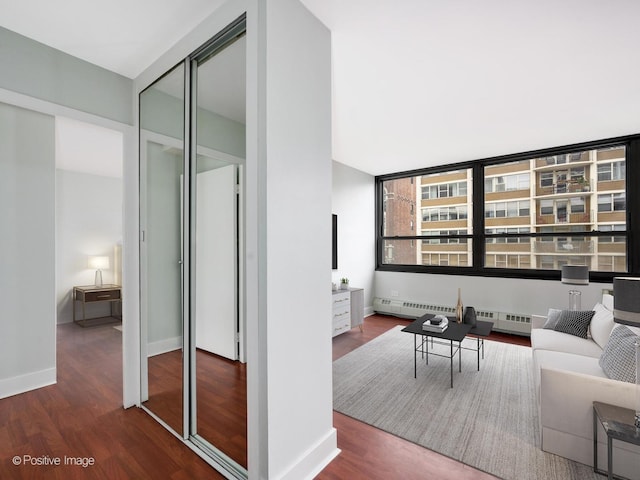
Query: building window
485,200,529,218
598,193,625,212
421,181,467,199
485,173,529,193
570,196,585,214
377,137,635,278
422,205,468,222
598,161,625,182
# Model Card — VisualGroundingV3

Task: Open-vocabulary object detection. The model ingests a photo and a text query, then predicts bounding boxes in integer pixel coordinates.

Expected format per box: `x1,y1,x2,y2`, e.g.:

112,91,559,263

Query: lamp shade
561,265,589,285
613,277,640,327
88,256,109,270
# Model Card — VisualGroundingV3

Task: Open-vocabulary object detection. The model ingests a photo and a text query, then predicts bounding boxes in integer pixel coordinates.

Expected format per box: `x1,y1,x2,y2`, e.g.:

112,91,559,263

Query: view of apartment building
382,146,627,272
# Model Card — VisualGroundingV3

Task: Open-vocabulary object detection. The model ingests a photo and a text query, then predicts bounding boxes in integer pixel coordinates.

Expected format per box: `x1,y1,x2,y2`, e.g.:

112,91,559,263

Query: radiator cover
373,297,531,336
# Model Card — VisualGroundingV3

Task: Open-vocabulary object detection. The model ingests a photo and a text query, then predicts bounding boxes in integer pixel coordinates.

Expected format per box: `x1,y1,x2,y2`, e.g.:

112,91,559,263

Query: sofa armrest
540,366,636,441
531,314,546,330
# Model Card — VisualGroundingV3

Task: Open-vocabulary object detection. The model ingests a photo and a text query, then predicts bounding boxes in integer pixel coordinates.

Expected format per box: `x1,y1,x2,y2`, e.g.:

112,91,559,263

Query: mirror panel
139,63,185,436
192,33,247,468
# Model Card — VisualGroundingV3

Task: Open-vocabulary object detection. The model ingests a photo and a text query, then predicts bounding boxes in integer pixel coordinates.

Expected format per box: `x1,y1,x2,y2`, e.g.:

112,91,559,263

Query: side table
73,284,122,327
592,401,640,480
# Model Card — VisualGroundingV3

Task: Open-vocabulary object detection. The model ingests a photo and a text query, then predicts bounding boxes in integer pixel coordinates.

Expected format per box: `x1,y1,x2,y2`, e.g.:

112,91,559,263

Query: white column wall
0,102,56,398
260,1,336,478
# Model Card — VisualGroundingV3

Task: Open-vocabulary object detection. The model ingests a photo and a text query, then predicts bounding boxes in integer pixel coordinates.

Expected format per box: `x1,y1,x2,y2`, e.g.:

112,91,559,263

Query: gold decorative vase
455,288,463,323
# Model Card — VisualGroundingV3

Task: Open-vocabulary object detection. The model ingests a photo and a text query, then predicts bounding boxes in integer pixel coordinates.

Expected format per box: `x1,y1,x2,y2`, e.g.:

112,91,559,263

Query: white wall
55,169,123,324
0,102,56,398
375,271,611,318
260,1,336,478
331,160,375,314
0,26,132,125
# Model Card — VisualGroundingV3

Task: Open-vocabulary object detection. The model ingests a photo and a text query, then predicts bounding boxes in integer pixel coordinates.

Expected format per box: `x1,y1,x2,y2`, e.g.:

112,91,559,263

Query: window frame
375,134,640,282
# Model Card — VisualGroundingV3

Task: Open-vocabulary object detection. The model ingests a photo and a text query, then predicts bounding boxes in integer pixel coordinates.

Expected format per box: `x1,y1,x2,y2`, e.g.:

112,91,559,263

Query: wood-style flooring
0,315,530,479
0,323,223,480
143,348,247,467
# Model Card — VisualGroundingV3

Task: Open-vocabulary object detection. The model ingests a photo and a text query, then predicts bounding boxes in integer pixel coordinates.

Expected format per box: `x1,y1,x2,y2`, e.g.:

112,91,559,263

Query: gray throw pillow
599,325,640,383
553,310,595,338
543,308,563,329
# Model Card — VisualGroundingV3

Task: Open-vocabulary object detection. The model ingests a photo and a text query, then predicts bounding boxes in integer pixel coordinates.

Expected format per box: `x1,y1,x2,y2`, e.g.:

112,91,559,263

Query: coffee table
402,317,471,388
465,320,494,371
402,315,494,388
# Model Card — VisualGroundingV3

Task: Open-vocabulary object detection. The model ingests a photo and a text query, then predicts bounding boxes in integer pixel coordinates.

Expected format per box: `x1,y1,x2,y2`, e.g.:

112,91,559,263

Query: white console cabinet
332,287,364,337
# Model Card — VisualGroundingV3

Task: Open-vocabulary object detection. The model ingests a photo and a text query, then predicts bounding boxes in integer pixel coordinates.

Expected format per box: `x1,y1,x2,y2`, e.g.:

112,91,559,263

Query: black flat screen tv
332,214,338,270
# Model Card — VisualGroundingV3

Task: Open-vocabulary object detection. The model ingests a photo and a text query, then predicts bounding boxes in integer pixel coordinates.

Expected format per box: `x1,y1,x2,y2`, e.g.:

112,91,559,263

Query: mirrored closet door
139,15,247,478
139,62,185,436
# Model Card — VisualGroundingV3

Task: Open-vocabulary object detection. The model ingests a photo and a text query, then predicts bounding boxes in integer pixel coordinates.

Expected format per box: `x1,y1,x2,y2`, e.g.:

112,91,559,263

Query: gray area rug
333,325,599,480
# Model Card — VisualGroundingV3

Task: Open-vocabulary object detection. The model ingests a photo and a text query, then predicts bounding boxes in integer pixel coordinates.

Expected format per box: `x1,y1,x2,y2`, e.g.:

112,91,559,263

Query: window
599,224,626,243
598,193,625,212
598,161,625,182
540,199,553,215
422,181,467,199
485,173,529,193
377,137,635,278
540,172,553,188
422,229,468,244
485,227,530,243
570,197,585,214
422,205,468,222
485,200,529,218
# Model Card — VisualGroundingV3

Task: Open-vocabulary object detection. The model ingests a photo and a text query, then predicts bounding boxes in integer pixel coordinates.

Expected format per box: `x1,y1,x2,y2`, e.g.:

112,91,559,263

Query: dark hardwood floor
143,348,247,468
0,323,223,480
0,315,530,479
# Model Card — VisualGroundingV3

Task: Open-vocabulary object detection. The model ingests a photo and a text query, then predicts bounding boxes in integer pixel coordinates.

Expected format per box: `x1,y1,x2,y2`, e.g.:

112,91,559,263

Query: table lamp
612,277,640,428
561,265,589,310
88,256,109,287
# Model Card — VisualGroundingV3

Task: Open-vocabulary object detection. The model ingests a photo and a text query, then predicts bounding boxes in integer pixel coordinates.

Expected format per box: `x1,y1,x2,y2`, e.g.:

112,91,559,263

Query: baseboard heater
373,297,531,336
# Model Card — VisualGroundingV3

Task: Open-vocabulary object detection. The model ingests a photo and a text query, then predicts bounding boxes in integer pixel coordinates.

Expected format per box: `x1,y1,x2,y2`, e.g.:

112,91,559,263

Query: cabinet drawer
84,290,121,302
332,321,351,337
332,291,350,308
333,310,350,325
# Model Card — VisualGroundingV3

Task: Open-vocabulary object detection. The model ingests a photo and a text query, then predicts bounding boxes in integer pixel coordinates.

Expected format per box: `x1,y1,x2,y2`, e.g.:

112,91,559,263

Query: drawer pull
97,295,112,299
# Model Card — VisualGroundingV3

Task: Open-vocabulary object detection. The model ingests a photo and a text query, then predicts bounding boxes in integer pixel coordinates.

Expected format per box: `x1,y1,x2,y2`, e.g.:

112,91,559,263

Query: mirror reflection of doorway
139,16,247,477
191,29,247,470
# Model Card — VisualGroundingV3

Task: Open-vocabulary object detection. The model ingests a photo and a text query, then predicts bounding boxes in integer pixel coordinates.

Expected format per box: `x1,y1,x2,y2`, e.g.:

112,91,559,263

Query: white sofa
531,304,640,480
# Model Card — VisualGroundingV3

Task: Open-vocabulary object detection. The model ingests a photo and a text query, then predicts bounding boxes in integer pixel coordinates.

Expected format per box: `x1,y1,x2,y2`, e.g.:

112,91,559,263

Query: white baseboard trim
147,336,182,357
364,306,374,317
0,367,56,399
277,427,340,480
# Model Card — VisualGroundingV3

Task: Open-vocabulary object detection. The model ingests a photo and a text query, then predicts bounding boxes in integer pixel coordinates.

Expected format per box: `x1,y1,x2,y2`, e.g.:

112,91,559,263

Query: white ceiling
2,1,640,176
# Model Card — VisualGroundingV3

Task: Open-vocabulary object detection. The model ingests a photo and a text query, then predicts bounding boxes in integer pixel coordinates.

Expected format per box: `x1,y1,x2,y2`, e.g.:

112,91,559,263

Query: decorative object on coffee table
561,265,589,310
612,276,640,428
455,288,463,323
463,306,477,326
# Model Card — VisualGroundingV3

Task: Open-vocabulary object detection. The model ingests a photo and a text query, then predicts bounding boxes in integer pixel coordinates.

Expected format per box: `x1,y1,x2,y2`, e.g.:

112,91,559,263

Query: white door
195,164,237,360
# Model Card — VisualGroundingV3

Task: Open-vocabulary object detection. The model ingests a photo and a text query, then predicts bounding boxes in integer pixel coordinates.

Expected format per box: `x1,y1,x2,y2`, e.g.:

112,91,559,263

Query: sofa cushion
589,302,615,349
533,349,608,396
542,308,563,329
530,328,602,358
599,325,640,383
554,309,594,338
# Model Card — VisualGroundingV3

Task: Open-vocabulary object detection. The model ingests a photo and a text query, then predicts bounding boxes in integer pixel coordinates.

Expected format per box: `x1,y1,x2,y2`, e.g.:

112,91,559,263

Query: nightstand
593,401,640,480
72,284,122,327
